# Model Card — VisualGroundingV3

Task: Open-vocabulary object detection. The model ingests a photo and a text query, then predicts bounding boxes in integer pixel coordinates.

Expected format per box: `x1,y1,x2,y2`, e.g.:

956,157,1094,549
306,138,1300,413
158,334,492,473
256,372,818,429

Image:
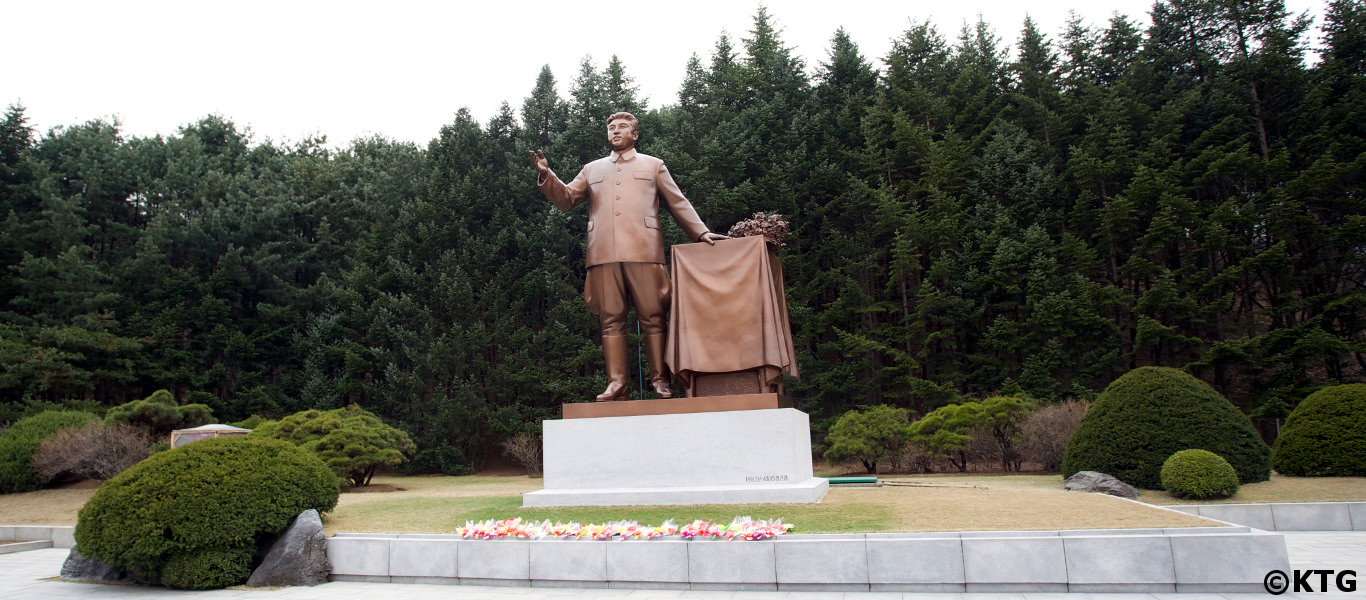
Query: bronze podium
559,235,799,419
666,235,798,396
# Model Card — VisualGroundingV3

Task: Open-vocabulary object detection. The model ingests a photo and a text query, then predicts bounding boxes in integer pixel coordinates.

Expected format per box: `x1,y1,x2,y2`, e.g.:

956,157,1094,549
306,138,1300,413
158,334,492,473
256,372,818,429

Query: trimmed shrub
1161,449,1240,499
34,423,150,484
1062,367,1271,489
1273,384,1366,476
0,410,98,493
823,405,914,474
74,437,339,589
104,389,213,438
251,404,415,486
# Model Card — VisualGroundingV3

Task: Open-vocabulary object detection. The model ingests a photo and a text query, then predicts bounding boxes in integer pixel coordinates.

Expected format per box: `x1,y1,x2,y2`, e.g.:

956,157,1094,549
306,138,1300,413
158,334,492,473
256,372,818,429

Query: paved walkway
3,532,1363,600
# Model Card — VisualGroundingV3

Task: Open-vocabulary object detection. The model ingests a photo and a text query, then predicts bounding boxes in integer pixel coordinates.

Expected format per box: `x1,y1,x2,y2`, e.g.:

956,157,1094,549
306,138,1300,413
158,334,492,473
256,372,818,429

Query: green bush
74,437,339,589
104,389,213,438
1161,449,1240,499
251,404,415,486
1272,384,1366,476
0,410,98,493
1061,367,1271,489
823,405,913,473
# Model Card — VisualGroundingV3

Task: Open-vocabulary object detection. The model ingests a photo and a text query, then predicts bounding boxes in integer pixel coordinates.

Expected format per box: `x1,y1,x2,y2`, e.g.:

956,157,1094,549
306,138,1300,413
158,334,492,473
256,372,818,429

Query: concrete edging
326,525,1288,592
1161,501,1366,531
0,526,74,549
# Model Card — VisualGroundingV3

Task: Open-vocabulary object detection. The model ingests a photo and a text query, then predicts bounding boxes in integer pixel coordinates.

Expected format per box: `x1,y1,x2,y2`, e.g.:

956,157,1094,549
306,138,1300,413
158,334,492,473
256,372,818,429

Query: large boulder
245,509,330,587
60,548,159,585
1062,470,1140,500
61,548,123,582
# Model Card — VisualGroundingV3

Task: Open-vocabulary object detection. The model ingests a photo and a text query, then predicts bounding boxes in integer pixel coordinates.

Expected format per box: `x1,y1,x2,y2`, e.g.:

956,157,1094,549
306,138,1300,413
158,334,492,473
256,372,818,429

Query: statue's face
607,118,638,152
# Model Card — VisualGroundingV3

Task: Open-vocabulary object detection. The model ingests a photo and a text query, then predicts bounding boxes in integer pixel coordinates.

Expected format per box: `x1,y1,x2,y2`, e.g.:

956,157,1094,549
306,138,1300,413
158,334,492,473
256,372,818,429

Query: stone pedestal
523,407,827,507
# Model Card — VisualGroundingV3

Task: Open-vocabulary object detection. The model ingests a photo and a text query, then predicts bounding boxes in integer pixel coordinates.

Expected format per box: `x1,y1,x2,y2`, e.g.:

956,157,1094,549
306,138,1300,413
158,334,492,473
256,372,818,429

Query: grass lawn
4,473,1362,535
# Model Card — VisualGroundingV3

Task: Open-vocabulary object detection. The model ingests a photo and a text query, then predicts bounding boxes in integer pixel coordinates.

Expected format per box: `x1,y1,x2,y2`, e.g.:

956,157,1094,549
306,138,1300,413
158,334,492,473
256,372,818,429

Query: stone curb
326,525,1289,592
0,526,74,549
1161,501,1366,531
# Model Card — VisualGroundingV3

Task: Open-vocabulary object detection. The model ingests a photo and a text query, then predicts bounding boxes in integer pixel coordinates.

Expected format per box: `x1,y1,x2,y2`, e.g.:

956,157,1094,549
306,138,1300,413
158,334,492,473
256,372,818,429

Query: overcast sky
4,0,1326,148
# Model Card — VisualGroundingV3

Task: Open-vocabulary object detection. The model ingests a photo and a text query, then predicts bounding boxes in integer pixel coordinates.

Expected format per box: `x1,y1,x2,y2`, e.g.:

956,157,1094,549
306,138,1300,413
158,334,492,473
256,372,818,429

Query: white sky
4,0,1326,148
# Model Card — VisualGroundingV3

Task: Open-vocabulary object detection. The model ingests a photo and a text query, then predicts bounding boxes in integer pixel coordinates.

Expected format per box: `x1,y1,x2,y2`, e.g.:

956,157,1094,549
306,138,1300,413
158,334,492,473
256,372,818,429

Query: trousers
584,262,670,336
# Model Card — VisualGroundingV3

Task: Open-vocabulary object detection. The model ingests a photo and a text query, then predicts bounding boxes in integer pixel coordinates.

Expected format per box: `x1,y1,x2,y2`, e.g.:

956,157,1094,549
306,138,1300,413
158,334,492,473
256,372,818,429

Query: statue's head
606,112,639,152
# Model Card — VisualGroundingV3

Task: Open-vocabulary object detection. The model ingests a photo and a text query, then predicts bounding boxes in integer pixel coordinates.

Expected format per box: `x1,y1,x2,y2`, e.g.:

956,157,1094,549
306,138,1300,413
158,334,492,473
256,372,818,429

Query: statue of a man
529,112,727,401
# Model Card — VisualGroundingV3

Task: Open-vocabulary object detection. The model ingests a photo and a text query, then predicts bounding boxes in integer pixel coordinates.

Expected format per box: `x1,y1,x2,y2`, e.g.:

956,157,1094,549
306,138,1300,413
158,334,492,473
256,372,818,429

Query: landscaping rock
245,509,330,587
1062,470,1140,499
61,548,123,582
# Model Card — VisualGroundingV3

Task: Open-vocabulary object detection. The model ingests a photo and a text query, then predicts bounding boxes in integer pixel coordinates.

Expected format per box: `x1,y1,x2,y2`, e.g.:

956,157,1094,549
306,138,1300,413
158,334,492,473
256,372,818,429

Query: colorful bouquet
455,517,793,541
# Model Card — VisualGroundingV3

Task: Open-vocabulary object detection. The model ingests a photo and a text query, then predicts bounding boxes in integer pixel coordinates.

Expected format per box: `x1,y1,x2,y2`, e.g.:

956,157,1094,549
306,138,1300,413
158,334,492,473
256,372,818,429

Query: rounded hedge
1272,384,1366,476
0,410,98,493
1061,367,1271,489
75,436,339,589
1161,449,1240,499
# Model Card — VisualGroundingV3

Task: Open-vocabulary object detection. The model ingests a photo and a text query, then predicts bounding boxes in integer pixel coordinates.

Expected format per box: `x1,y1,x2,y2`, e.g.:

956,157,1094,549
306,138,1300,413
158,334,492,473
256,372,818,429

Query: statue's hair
606,112,639,136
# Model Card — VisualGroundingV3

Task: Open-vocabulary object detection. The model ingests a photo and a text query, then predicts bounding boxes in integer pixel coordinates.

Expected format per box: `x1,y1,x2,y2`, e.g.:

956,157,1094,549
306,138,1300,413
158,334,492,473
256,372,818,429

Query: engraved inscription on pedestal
694,369,763,397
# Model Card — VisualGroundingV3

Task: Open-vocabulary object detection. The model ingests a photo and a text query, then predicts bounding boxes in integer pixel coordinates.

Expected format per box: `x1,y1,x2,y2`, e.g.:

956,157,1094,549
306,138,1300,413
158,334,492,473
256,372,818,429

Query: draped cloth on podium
665,235,798,392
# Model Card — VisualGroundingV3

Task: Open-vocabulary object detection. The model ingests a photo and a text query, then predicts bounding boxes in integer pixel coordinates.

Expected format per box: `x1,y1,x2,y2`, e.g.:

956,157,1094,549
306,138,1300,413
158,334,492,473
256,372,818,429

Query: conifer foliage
1,3,1363,473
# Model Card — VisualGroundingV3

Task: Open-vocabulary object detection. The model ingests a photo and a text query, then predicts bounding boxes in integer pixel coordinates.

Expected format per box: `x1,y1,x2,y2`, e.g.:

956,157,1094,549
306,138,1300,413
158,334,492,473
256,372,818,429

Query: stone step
0,540,52,555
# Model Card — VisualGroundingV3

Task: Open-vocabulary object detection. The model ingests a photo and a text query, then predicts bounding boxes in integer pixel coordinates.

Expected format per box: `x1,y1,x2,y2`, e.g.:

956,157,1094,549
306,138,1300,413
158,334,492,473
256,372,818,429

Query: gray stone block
869,582,966,592
961,537,1067,585
325,537,389,577
1350,502,1366,531
50,526,75,548
1176,583,1267,593
866,538,964,585
607,580,690,590
0,527,13,540
1062,535,1175,584
388,539,457,578
1068,582,1177,593
389,575,459,585
1170,533,1289,585
960,530,1059,538
965,582,1068,592
1195,504,1275,529
777,582,870,591
774,539,868,584
12,526,47,542
459,576,533,587
1058,528,1166,536
605,540,688,583
687,541,777,584
688,581,778,591
457,539,530,580
864,531,961,539
530,540,607,581
1163,525,1249,534
329,574,390,583
530,578,605,588
1271,502,1353,531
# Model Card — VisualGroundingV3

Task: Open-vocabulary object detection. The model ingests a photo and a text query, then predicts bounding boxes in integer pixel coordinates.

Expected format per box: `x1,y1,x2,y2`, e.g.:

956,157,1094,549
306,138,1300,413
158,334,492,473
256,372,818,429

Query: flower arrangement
726,212,791,247
455,516,793,541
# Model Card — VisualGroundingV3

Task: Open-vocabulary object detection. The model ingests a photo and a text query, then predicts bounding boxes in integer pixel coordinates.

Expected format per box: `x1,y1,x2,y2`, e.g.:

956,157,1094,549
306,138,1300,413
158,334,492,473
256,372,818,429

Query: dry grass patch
7,473,1364,534
1143,473,1366,505
0,487,97,524
321,473,1215,535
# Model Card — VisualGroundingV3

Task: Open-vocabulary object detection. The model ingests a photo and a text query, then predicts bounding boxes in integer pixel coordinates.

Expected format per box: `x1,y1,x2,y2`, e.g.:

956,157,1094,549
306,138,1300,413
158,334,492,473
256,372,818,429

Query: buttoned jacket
538,148,710,267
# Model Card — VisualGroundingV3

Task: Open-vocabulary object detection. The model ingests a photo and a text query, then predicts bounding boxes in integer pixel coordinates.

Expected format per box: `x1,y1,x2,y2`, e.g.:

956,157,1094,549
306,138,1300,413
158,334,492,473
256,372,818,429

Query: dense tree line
2,1,1362,472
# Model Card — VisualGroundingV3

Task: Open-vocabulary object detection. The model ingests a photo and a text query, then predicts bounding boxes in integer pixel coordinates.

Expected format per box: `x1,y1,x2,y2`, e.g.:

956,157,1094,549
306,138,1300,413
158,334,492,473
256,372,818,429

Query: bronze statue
530,112,727,401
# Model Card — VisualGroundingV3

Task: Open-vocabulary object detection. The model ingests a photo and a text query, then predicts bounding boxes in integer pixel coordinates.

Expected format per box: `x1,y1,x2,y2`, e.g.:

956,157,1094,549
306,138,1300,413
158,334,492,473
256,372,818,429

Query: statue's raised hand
528,149,549,176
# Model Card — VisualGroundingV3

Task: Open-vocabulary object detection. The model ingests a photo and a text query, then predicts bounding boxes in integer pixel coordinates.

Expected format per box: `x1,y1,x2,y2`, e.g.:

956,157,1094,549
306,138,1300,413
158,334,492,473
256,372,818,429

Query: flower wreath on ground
455,516,793,541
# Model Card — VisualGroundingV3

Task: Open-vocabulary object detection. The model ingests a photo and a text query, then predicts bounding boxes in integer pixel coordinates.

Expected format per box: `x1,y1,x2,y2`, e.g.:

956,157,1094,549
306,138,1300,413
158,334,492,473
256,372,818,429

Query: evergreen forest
2,2,1363,474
